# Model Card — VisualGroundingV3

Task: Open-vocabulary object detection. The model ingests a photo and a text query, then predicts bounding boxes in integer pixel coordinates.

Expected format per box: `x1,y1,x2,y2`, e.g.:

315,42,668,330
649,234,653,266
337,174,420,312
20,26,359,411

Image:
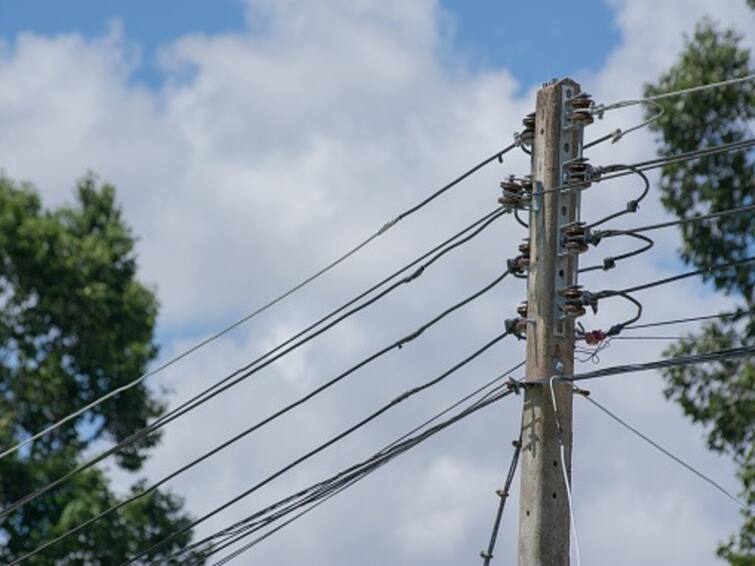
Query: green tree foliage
644,17,754,564
0,175,200,563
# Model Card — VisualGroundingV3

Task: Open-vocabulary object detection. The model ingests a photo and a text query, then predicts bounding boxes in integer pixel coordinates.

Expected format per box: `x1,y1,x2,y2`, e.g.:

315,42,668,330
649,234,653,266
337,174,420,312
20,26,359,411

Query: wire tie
507,378,522,395
610,128,623,143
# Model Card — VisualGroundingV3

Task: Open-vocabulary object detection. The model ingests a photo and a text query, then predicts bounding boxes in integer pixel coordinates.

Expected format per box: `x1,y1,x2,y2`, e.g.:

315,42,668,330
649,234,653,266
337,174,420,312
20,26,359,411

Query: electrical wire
584,99,664,150
598,204,755,238
0,144,517,463
123,370,524,565
598,73,755,113
15,274,513,564
623,309,753,331
176,365,525,565
578,232,654,274
586,164,649,229
0,208,509,523
480,432,523,566
577,391,750,510
194,371,526,566
560,345,754,384
531,138,755,199
596,256,755,299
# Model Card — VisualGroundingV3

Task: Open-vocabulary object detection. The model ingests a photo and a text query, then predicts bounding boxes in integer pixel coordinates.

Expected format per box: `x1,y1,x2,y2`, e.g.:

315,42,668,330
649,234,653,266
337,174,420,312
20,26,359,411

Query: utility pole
517,78,588,565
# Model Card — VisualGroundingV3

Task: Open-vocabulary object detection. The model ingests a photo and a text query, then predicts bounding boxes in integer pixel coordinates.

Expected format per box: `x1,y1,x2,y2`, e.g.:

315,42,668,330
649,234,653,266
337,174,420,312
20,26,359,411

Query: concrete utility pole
517,78,587,565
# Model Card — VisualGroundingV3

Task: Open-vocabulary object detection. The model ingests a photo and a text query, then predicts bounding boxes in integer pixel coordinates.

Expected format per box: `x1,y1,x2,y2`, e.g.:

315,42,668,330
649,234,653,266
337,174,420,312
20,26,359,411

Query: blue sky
0,0,620,89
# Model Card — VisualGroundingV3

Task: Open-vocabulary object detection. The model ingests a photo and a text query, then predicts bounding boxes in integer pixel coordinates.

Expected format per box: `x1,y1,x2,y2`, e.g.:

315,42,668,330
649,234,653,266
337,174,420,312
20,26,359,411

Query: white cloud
1,0,753,564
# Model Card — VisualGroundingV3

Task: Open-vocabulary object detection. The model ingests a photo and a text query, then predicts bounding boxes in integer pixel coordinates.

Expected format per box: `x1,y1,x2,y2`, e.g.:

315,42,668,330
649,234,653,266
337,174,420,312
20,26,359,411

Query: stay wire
13,268,513,565
481,431,523,566
123,370,519,565
577,392,750,510
0,144,516,463
1,207,508,523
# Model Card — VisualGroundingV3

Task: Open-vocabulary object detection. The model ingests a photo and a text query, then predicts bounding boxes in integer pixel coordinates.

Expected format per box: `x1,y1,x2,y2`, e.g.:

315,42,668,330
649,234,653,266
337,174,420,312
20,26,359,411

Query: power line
576,391,749,510
15,277,514,564
623,309,753,331
598,73,755,113
121,370,520,565
560,345,754,384
0,144,516,463
1,208,509,523
597,256,755,298
178,367,526,565
598,204,755,237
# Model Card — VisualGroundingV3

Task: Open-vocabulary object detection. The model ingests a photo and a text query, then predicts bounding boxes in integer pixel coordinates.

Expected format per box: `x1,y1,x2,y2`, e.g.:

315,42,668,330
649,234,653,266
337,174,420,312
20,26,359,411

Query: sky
0,1,752,565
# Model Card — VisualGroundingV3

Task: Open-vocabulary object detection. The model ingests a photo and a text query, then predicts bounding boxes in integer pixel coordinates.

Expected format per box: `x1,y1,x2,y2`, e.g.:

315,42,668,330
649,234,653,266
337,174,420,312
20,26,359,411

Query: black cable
17,270,513,565
481,433,522,566
1,208,508,524
578,232,654,274
560,345,754,384
180,380,523,565
598,204,755,237
122,372,519,565
189,365,526,566
0,144,520,462
596,256,755,299
586,164,649,229
531,137,755,198
623,309,753,331
514,208,528,228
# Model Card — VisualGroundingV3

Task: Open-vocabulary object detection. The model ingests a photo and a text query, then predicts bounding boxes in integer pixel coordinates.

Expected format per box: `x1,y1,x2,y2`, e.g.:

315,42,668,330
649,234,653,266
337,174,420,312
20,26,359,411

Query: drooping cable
586,164,649,229
576,391,749,510
17,274,513,564
0,144,517,463
1,208,509,523
578,232,654,274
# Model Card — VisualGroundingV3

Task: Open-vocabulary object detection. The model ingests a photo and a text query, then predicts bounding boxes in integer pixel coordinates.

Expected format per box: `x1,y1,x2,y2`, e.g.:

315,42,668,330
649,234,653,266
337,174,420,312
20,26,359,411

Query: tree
644,16,754,564
0,174,200,563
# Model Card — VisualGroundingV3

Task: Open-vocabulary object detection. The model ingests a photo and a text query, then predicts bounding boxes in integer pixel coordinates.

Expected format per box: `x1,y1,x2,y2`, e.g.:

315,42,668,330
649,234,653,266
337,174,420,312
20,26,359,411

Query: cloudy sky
1,0,753,564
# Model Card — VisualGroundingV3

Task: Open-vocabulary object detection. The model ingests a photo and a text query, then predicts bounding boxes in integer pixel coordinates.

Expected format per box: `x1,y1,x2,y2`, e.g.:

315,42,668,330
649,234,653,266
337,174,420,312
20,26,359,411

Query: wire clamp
480,551,493,560
507,377,523,395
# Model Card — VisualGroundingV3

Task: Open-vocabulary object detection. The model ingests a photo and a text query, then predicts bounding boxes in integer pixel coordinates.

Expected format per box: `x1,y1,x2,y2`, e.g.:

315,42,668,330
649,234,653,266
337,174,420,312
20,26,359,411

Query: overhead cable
1,208,509,523
15,276,513,564
123,368,520,565
0,144,516,463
